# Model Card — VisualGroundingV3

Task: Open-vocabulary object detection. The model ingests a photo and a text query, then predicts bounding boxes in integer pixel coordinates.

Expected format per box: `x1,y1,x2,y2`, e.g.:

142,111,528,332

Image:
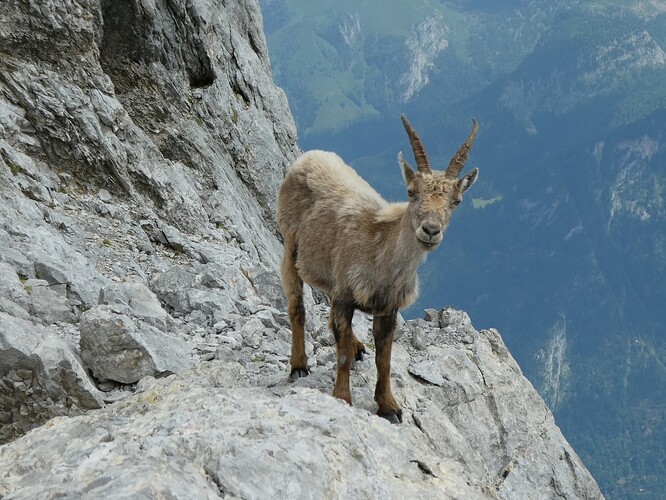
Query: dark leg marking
373,310,402,423
281,241,309,379
330,300,356,405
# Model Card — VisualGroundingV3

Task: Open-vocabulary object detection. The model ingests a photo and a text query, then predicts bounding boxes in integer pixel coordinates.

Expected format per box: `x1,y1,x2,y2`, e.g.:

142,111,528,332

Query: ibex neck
372,203,425,298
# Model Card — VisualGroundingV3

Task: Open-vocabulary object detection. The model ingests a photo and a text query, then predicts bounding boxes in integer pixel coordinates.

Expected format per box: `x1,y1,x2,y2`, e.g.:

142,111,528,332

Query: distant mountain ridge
261,1,666,497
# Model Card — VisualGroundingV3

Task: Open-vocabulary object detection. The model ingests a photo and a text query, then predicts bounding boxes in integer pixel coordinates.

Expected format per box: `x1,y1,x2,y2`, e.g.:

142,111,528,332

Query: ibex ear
458,168,478,193
398,151,416,185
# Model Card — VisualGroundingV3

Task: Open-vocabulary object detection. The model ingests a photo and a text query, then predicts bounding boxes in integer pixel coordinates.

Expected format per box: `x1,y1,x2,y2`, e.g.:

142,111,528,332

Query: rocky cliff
0,1,601,498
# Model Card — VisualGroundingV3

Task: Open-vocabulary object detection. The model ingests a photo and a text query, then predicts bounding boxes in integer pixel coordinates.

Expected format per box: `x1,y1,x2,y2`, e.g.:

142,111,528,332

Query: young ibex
276,115,479,423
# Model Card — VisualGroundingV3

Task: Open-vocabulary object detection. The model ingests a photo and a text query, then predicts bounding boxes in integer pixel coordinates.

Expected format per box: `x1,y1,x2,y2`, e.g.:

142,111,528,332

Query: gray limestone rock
0,263,30,315
0,313,104,443
79,306,193,384
187,289,238,320
0,364,487,500
267,307,603,499
27,280,73,323
99,282,168,329
249,267,289,311
398,309,601,498
27,243,108,307
150,265,199,315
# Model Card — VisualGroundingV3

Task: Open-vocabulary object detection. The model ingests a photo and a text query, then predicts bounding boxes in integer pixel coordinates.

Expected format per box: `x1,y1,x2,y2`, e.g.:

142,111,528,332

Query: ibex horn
445,118,478,178
400,114,431,174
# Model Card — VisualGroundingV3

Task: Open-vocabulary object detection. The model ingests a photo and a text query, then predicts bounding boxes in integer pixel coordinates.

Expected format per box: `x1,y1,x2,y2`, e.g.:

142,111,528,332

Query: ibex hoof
378,408,403,424
289,368,309,381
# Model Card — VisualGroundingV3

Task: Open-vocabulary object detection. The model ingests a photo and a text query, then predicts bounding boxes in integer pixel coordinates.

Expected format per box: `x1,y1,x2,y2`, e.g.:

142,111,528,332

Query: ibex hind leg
330,301,356,405
352,335,367,361
281,240,308,380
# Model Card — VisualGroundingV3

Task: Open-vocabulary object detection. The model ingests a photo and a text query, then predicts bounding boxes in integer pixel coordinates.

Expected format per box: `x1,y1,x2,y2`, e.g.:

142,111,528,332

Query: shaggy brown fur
276,115,479,423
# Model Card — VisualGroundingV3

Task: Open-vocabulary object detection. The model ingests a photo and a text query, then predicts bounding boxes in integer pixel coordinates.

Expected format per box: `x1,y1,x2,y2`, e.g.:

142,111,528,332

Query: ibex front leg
373,311,402,423
329,300,355,405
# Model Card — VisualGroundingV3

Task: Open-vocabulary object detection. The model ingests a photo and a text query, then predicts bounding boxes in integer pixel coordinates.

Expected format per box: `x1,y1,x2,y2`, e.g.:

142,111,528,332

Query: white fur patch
375,203,408,223
302,151,385,203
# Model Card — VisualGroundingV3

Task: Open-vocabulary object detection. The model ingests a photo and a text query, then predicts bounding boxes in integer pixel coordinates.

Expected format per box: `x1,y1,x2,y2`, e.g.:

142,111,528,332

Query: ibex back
276,115,479,423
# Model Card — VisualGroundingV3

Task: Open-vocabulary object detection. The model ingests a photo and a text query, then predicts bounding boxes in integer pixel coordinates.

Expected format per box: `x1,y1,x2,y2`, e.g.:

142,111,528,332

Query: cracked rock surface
0,0,602,498
0,306,601,498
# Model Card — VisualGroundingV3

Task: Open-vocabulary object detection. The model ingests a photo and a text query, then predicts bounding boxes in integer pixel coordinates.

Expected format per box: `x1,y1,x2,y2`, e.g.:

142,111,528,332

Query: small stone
423,309,440,325
98,381,116,392
316,349,336,366
98,189,112,202
215,346,239,363
462,334,475,345
240,317,264,336
213,320,228,333
99,282,168,329
79,306,192,383
412,327,428,351
102,390,132,404
254,309,279,329
217,336,238,349
29,284,73,323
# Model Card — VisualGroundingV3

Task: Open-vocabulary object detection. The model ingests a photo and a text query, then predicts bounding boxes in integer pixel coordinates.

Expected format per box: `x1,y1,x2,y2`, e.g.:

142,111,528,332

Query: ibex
276,115,479,423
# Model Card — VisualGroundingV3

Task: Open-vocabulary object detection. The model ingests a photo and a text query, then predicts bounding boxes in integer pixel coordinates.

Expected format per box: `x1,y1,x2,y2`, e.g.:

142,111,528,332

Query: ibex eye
408,188,416,198
452,200,461,206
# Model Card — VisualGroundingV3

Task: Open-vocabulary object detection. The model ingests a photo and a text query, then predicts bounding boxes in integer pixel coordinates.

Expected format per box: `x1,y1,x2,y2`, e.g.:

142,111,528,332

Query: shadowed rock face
0,0,297,243
0,0,602,498
99,0,217,89
0,0,297,442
